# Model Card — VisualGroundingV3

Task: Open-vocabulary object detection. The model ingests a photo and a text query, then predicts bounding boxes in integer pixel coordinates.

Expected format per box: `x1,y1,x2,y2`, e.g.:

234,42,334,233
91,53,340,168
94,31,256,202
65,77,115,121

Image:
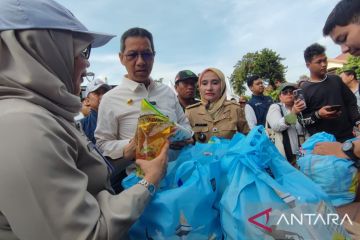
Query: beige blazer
0,99,151,240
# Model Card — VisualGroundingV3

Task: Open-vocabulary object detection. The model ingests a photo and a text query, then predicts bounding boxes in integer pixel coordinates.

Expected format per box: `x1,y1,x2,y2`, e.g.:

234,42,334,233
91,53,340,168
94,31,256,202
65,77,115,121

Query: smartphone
293,89,306,108
327,105,342,112
293,89,305,101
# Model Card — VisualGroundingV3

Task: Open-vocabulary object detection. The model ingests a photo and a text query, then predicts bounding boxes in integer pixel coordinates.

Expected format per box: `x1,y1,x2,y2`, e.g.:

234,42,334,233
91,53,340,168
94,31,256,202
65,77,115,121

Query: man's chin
184,95,195,99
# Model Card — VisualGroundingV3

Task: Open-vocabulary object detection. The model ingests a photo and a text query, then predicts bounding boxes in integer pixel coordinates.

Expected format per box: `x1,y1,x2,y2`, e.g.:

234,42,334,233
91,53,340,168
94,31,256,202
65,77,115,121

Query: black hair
246,75,260,87
343,69,358,80
120,27,155,53
323,0,360,36
304,43,326,63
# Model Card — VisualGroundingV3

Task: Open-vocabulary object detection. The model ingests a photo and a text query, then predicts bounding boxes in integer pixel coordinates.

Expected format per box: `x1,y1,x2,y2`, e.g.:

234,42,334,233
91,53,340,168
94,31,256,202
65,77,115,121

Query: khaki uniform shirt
185,101,250,143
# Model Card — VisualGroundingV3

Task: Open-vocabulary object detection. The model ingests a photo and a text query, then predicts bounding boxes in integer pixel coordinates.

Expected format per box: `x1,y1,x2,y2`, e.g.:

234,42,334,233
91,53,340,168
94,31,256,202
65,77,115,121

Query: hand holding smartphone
293,89,306,109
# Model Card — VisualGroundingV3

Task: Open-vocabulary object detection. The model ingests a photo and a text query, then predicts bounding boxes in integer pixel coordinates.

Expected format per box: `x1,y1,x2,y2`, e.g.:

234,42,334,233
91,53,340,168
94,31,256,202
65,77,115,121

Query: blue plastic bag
220,126,350,239
297,132,359,207
123,158,223,239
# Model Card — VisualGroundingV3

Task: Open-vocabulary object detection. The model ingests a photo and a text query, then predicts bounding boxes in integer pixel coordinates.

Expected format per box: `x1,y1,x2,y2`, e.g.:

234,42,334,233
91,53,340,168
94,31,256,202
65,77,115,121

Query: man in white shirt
244,75,273,129
95,27,191,163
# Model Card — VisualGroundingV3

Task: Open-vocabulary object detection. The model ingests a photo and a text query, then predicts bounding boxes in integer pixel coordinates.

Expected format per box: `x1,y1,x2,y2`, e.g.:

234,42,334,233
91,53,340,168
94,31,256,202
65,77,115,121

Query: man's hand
170,138,194,150
344,221,360,239
123,138,136,161
136,141,169,187
317,106,341,119
313,142,348,159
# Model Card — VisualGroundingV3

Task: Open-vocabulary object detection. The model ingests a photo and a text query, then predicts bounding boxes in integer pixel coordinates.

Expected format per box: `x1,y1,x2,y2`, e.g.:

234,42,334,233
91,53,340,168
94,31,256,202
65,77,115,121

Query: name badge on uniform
195,123,207,127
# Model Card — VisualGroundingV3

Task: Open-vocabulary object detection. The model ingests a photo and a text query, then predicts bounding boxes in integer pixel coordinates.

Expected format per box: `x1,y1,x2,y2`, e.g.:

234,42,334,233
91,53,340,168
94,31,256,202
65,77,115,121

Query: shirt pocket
193,126,209,142
193,125,209,134
216,123,237,139
217,124,237,132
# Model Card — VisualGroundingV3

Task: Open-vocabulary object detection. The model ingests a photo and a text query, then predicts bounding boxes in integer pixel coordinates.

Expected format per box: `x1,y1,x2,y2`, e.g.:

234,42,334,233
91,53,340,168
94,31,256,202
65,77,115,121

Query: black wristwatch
342,141,360,168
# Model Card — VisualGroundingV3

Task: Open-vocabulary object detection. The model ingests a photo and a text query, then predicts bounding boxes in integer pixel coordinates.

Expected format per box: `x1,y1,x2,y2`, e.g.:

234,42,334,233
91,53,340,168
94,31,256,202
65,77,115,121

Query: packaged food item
135,99,174,176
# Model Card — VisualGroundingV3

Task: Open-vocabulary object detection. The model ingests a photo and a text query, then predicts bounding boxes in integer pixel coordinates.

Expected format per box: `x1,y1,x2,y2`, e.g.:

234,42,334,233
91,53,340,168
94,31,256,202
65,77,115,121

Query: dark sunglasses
239,101,247,104
124,51,155,61
281,89,294,95
81,45,92,59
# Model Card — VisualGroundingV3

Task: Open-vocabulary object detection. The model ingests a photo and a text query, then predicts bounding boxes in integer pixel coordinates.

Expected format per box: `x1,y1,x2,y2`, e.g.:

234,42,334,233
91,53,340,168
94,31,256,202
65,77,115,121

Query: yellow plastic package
135,99,175,176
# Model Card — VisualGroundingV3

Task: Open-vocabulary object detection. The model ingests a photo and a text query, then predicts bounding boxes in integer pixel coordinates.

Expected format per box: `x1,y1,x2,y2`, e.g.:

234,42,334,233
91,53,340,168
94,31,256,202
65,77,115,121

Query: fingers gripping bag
135,99,193,176
135,99,174,176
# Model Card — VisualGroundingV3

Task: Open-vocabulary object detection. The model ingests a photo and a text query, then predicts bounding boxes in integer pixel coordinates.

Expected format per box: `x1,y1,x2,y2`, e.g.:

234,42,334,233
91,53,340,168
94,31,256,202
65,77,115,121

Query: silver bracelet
137,178,156,196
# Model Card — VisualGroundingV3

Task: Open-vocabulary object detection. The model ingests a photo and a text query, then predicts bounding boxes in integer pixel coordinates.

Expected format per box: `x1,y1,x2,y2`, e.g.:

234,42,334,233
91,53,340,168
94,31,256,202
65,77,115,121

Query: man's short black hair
304,43,326,63
323,0,360,36
246,75,260,87
120,27,155,53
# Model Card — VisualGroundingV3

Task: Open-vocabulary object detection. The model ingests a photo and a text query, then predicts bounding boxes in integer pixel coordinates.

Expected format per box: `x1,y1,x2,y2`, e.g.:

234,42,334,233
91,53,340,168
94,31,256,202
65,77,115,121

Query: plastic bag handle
239,126,291,192
174,160,196,184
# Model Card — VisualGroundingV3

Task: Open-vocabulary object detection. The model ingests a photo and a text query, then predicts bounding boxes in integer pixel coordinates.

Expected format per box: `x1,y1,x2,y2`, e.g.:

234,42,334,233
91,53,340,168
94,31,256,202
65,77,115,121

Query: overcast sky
57,0,342,94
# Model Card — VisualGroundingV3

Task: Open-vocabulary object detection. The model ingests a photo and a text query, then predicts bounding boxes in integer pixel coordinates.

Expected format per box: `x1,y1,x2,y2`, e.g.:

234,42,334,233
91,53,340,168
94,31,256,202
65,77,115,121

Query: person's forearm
96,138,130,159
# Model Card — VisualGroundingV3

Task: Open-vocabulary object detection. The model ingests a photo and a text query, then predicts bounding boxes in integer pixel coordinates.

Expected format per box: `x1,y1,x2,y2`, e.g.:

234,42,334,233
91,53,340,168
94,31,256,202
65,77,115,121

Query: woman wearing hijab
0,0,168,239
185,68,249,143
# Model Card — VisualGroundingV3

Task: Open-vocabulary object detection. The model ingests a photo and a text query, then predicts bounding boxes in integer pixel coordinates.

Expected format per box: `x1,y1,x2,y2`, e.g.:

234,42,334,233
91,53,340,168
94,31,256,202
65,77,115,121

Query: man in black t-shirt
300,43,360,142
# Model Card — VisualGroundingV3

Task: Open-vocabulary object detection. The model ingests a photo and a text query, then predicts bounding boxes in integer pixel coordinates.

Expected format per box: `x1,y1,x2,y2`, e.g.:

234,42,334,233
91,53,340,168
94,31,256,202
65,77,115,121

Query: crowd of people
1,0,360,239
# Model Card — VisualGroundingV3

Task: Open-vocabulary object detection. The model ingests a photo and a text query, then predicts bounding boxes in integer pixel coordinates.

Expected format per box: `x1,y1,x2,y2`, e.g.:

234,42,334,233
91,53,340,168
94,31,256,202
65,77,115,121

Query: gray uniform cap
0,0,115,47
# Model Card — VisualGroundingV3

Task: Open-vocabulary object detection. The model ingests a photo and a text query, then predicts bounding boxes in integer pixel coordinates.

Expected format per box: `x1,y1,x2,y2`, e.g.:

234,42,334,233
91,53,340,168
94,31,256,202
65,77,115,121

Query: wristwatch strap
137,178,156,195
343,140,360,168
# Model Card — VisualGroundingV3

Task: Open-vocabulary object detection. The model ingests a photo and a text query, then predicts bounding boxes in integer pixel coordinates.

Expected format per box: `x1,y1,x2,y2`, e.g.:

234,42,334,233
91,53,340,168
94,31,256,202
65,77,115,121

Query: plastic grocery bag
123,159,223,240
297,132,359,207
219,126,350,240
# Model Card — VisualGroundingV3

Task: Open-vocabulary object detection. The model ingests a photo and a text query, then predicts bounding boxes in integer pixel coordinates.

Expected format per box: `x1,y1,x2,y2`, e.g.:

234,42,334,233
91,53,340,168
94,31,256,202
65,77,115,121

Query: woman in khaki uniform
185,68,249,143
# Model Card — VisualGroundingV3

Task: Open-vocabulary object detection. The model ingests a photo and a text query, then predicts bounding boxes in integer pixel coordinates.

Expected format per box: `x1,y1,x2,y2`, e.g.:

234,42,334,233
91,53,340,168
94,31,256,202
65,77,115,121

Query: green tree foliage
230,48,287,95
338,55,360,77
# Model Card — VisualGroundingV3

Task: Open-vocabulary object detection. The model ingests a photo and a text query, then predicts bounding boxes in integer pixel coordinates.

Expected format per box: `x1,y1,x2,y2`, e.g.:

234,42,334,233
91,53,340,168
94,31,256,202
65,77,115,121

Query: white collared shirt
244,104,257,129
95,76,190,159
266,103,304,154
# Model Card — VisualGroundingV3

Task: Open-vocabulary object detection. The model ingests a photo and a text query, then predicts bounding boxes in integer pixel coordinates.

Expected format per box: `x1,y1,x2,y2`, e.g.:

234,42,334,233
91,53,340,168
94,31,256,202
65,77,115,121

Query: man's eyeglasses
81,45,92,59
124,51,155,61
281,89,294,95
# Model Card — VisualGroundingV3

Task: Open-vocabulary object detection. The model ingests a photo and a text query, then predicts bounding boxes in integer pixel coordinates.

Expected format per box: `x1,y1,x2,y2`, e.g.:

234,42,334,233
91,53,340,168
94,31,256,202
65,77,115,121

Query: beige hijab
0,29,92,121
198,67,227,118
